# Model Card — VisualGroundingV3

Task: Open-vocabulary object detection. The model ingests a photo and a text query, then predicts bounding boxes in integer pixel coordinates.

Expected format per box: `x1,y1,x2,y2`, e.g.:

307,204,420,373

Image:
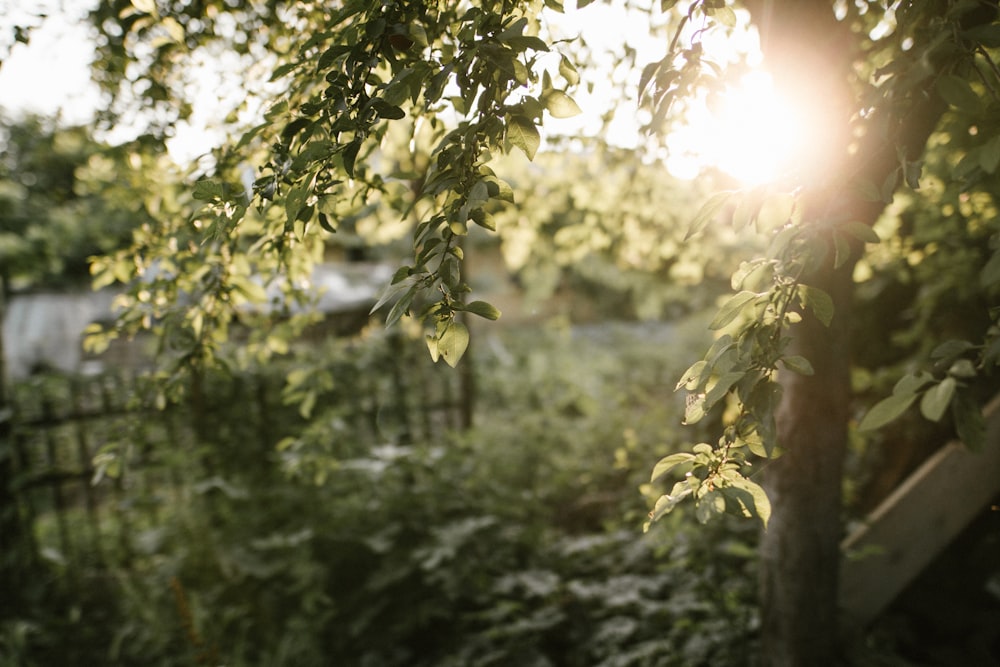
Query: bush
5,318,761,666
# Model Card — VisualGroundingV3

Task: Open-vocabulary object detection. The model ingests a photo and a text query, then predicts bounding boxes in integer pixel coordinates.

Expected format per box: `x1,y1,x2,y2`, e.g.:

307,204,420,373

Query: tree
70,0,1000,664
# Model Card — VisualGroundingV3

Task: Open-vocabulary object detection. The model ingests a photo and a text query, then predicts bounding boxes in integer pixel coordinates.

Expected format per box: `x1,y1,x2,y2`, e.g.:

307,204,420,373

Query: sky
0,0,101,125
0,1,789,183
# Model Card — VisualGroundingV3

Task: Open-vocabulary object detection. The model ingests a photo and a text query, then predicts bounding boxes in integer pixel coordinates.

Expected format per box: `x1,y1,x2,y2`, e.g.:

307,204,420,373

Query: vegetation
2,0,1000,664
4,325,768,666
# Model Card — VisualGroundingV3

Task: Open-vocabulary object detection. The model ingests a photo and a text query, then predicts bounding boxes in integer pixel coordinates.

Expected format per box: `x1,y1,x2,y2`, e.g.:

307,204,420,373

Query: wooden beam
839,395,1000,627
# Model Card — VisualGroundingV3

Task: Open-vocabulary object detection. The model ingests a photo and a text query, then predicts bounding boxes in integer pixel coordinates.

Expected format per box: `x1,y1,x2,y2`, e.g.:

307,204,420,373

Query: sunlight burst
665,70,813,185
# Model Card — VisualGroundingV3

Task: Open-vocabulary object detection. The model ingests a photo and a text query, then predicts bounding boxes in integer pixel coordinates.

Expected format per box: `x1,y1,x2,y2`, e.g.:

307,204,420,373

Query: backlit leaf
709,290,758,330
438,320,469,368
650,452,695,482
506,116,540,160
542,90,582,118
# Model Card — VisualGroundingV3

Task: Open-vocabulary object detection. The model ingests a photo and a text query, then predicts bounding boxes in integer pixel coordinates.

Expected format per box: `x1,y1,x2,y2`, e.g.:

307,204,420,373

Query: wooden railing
839,395,1000,626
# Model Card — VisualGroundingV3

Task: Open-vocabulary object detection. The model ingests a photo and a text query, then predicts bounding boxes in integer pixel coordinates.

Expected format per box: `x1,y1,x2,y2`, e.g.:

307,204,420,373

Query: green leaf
893,371,934,396
559,56,580,86
842,221,880,244
650,452,695,482
781,355,814,376
542,90,582,118
936,74,981,112
931,339,976,362
683,393,707,425
722,473,771,528
709,290,758,330
978,135,1000,174
858,392,919,431
370,275,417,316
919,377,956,422
798,285,834,327
695,490,726,524
506,115,540,160
704,371,745,410
463,300,501,320
980,250,1000,288
685,190,734,240
647,479,694,524
193,179,224,201
342,139,361,178
675,359,708,391
709,6,737,27
438,320,470,368
953,391,986,451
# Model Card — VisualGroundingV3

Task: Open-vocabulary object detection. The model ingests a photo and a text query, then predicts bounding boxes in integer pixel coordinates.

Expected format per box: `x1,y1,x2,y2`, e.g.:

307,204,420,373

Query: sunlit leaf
650,452,695,482
438,320,469,367
709,290,758,330
685,190,734,240
722,474,771,529
542,90,582,118
506,115,540,160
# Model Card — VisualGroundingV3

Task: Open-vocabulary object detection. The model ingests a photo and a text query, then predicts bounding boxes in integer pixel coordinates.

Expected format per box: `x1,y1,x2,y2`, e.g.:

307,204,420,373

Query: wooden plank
839,394,1000,627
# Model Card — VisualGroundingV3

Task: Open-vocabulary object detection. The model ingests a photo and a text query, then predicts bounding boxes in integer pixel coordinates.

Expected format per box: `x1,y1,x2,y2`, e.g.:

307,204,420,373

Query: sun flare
665,70,813,185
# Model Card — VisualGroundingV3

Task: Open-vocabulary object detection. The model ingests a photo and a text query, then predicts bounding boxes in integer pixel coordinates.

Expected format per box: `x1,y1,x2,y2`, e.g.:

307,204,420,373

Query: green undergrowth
3,317,761,666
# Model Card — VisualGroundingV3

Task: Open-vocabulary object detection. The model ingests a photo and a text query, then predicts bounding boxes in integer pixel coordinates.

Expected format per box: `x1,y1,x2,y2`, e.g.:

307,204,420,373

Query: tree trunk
744,2,958,664
759,258,854,665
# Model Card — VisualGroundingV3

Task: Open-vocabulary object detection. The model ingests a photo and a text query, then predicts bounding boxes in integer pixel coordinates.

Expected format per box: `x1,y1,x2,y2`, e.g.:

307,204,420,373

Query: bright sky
0,1,806,184
0,0,101,125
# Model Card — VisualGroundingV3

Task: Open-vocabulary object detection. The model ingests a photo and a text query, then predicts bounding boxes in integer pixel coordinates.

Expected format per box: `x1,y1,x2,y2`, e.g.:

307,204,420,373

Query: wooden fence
5,333,470,581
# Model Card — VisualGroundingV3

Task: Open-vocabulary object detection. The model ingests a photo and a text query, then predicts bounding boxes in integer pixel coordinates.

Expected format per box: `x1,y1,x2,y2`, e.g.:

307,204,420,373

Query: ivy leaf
919,377,956,422
858,392,919,431
506,115,540,160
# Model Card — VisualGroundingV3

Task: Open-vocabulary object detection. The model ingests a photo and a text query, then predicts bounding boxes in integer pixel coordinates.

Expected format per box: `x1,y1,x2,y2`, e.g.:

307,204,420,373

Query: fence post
0,275,31,620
